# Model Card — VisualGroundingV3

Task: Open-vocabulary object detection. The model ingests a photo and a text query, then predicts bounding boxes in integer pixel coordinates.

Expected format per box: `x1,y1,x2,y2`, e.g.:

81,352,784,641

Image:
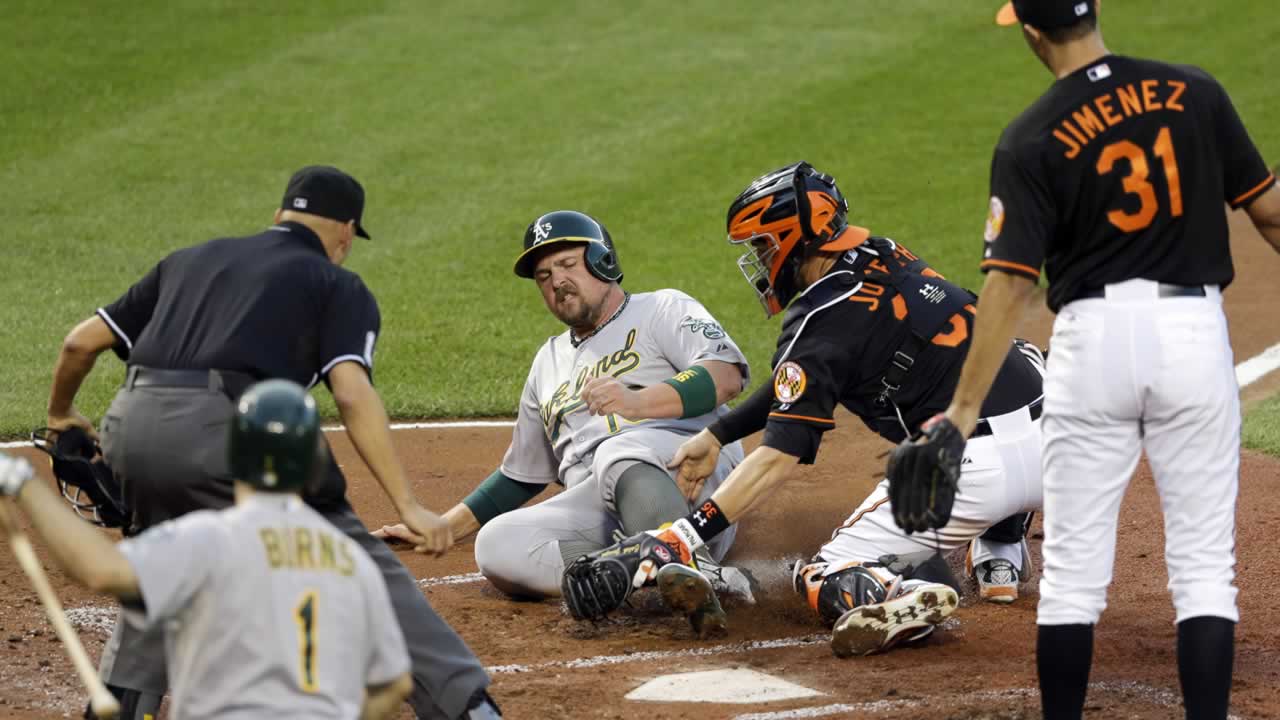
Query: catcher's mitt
31,427,129,530
886,413,963,534
561,531,685,621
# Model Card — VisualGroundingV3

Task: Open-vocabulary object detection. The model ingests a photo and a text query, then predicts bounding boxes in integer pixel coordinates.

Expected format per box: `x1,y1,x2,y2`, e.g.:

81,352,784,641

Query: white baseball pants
1037,279,1239,626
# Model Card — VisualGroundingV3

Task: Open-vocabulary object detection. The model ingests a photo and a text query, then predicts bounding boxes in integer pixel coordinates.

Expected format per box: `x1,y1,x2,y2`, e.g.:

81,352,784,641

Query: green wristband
663,364,718,419
462,470,545,525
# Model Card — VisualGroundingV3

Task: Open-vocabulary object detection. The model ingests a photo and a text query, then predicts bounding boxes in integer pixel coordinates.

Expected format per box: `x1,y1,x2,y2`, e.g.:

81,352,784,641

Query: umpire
44,166,497,719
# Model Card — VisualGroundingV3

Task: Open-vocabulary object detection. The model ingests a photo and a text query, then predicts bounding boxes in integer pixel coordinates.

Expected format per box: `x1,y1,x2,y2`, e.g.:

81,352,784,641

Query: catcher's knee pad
792,558,897,626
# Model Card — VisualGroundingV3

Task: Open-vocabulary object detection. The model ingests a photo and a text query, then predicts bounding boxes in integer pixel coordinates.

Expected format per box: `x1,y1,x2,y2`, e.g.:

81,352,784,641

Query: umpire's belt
1075,282,1207,301
971,397,1043,439
125,366,258,400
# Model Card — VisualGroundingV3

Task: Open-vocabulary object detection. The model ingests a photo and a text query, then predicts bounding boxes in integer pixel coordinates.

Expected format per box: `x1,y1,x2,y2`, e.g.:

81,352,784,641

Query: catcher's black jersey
99,221,380,390
760,246,1043,463
982,55,1275,311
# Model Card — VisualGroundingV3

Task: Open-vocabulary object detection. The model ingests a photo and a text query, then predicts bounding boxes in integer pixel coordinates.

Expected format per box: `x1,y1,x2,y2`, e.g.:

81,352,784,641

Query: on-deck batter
0,381,414,720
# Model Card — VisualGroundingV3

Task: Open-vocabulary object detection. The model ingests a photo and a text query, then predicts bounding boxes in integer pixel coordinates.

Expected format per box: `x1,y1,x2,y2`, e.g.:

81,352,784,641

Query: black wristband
684,498,731,544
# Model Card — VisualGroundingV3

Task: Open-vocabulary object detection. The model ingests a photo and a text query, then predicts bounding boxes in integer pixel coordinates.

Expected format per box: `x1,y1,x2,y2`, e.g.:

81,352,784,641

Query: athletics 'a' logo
533,222,552,243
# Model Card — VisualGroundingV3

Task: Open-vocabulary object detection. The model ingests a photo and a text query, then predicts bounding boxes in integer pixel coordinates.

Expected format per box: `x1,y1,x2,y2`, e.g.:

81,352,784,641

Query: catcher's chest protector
859,240,975,342
854,239,976,409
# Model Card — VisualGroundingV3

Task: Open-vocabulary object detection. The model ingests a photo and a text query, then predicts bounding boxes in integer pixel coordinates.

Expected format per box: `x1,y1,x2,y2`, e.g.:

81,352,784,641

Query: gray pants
99,381,490,719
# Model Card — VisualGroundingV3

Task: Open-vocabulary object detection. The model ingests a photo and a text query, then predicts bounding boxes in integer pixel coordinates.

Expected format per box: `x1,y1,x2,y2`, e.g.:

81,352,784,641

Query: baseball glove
561,531,687,621
885,413,963,534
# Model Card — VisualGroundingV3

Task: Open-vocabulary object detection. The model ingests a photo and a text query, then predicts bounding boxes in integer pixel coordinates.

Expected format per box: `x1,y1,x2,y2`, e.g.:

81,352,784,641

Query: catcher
562,162,1046,656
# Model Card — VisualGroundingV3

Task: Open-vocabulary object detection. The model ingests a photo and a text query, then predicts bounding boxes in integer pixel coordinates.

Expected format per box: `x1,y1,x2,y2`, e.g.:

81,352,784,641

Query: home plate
626,668,823,704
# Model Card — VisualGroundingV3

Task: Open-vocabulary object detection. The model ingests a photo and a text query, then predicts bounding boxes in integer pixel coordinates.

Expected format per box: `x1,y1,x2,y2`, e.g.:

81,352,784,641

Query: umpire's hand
46,409,98,442
397,503,453,557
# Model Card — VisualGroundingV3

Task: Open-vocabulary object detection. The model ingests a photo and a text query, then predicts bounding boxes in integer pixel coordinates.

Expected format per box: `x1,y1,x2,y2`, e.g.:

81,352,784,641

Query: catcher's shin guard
792,559,897,626
657,564,728,639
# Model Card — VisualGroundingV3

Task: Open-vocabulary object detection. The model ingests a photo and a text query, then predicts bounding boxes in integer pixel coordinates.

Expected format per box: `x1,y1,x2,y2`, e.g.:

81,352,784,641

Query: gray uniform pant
99,380,489,720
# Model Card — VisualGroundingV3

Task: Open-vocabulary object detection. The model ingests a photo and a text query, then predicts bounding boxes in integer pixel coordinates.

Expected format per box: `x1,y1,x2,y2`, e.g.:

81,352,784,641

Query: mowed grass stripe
2,1,1276,437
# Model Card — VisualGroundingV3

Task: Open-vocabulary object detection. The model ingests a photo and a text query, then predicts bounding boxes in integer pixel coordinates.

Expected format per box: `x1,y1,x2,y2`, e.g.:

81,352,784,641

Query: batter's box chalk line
486,635,827,674
418,572,484,588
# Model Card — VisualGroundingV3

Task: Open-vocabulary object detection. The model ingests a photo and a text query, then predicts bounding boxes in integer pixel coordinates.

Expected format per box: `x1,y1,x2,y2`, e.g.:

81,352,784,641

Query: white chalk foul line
0,419,516,449
6,340,1280,451
419,572,484,588
732,681,1244,720
1237,341,1280,388
486,635,826,674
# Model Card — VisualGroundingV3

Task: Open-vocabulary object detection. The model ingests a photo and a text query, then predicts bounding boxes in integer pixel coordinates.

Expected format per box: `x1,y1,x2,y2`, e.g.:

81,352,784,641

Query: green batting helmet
513,210,623,283
228,380,321,492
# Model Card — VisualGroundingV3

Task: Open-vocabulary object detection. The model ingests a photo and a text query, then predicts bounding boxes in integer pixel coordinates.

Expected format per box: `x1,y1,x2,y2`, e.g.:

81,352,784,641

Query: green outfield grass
1244,395,1280,458
2,1,1276,438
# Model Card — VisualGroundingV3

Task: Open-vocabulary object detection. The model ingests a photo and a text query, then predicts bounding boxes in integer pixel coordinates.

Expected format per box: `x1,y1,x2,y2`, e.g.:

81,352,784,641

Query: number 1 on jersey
1096,126,1183,233
294,591,318,692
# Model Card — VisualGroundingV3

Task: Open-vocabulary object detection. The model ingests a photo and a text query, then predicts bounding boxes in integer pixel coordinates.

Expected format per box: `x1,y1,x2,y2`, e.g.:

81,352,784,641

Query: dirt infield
1,213,1278,719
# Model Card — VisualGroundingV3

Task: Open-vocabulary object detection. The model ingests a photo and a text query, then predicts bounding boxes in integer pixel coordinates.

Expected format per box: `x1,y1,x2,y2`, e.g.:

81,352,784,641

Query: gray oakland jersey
501,289,749,489
117,494,408,720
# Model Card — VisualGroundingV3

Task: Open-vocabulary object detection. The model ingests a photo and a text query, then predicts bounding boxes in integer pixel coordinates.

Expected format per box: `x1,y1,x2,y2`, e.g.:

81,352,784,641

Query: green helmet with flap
228,379,321,492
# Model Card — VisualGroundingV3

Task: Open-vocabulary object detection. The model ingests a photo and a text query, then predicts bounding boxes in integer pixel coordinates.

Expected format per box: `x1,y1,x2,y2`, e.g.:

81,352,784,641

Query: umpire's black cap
996,0,1095,30
281,165,371,239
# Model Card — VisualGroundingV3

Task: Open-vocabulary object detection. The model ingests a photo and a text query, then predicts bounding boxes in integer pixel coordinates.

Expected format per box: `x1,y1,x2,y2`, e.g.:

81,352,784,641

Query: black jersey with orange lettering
752,242,1044,464
981,55,1275,311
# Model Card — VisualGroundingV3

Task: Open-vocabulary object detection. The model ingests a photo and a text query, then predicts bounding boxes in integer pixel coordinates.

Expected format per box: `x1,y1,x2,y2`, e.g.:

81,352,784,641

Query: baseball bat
1,502,120,719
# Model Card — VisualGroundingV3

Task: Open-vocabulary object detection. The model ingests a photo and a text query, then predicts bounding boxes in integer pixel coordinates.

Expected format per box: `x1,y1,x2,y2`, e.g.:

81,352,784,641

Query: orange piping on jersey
1232,174,1276,207
831,497,891,536
768,412,836,425
980,258,1041,278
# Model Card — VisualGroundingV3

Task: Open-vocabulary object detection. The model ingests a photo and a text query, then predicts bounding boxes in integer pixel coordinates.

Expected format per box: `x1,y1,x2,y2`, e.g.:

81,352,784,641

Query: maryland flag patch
774,362,807,404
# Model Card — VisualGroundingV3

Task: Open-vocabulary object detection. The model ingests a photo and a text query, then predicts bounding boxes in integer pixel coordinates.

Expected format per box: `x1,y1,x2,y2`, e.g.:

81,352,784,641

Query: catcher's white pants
819,405,1043,570
1037,280,1239,626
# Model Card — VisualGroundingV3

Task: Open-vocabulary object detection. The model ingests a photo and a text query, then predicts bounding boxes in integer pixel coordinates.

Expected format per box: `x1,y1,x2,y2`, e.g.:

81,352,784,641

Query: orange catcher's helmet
726,162,869,317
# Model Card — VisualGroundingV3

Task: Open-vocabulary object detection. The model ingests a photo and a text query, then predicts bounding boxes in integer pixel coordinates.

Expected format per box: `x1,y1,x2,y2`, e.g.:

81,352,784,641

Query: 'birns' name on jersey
1054,78,1187,159
258,527,356,576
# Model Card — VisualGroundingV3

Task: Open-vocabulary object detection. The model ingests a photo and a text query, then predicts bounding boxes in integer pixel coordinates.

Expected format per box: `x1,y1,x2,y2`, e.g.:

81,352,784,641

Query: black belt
126,367,259,398
1076,283,1207,301
972,397,1043,438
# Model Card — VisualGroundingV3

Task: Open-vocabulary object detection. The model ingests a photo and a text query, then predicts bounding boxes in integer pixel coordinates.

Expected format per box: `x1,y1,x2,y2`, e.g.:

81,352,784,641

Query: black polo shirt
99,221,379,386
98,221,381,505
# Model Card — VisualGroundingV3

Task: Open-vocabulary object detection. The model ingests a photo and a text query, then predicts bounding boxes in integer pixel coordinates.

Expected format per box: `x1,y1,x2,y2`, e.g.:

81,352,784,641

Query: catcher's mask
31,427,128,529
513,210,623,284
726,162,870,317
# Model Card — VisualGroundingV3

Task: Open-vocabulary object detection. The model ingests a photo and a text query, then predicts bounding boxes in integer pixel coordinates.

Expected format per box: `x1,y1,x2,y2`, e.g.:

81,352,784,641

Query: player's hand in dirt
46,409,97,442
372,522,415,544
397,503,453,556
581,376,644,419
669,429,721,501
